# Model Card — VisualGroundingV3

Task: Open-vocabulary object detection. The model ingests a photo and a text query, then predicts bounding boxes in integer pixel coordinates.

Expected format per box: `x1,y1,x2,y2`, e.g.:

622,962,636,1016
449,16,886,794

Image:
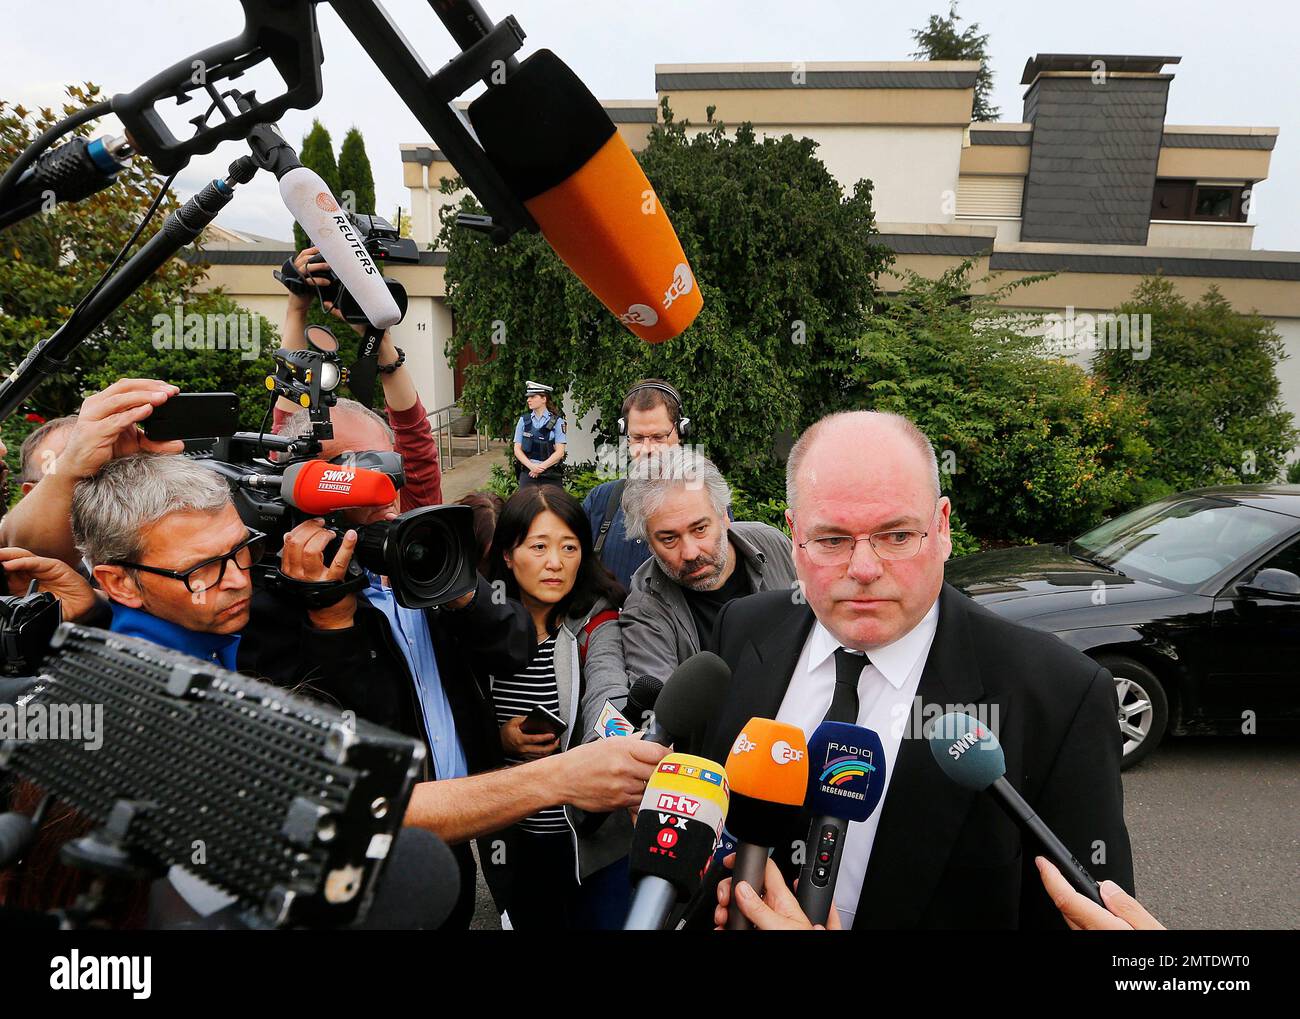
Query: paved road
468,732,1299,930
1121,731,1298,930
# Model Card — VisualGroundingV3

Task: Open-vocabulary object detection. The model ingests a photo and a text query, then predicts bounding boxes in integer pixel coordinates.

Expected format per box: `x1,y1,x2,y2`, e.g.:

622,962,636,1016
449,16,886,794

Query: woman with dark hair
479,484,632,929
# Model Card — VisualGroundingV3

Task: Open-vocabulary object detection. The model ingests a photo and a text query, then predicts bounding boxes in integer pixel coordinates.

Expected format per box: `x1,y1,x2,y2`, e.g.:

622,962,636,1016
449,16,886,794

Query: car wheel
1096,655,1169,770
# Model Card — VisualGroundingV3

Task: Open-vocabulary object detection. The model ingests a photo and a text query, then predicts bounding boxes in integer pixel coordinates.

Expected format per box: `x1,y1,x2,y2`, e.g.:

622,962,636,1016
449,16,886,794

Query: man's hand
57,379,183,480
714,855,842,931
0,547,98,621
528,466,542,478
1036,857,1165,930
500,716,560,759
280,518,358,630
548,736,669,812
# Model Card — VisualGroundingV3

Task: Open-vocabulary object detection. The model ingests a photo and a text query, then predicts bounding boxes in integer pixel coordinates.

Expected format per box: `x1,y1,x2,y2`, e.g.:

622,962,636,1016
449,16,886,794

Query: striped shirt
492,633,569,835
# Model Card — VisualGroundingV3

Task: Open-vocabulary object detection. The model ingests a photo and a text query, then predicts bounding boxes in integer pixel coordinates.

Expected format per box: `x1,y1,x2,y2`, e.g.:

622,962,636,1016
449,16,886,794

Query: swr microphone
723,718,808,930
926,712,1106,908
795,722,886,925
278,460,397,515
468,50,703,343
625,753,730,930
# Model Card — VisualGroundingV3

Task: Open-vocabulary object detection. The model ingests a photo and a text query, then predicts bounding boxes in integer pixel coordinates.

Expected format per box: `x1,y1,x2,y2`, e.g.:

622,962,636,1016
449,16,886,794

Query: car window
1072,497,1297,590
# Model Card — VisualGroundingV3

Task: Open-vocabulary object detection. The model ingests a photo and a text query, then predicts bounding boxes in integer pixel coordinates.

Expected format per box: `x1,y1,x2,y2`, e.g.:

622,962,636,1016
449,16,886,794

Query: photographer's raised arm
403,736,669,845
0,380,182,564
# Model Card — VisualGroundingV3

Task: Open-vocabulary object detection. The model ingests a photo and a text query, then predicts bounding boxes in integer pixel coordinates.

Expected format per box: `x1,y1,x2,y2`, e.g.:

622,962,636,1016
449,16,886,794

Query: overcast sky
3,0,1297,249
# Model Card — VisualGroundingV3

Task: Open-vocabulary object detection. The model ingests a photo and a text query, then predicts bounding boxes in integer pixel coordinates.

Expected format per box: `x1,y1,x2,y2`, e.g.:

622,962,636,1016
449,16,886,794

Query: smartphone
520,705,567,739
140,392,240,442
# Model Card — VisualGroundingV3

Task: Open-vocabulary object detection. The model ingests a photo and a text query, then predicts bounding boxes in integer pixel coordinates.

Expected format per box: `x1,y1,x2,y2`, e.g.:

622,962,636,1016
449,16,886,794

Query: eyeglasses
627,424,678,448
796,508,938,566
798,529,931,565
114,530,266,594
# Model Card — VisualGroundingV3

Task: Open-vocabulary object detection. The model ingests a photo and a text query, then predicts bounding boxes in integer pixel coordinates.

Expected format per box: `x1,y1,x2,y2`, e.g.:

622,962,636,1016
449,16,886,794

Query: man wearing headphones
583,380,691,588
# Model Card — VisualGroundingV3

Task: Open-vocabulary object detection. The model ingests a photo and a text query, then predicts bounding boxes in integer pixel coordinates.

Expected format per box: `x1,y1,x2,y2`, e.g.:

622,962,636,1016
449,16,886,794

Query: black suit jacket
693,582,1134,929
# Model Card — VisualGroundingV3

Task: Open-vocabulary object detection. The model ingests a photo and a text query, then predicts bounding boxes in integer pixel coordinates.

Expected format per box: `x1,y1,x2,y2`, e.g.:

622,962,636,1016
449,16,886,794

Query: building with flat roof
195,51,1300,463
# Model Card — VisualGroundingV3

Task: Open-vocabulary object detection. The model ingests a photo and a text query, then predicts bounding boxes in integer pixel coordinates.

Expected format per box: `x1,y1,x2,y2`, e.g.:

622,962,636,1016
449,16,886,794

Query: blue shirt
362,574,468,781
110,603,241,670
513,410,566,464
583,480,652,590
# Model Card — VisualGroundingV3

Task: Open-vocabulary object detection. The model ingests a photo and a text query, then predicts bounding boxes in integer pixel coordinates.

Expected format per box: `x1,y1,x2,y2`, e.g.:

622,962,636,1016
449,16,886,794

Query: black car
945,486,1300,767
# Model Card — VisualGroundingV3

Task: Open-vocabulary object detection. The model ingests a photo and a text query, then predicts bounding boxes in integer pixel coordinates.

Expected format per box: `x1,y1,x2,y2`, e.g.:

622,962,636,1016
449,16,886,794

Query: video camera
195,324,477,611
274,211,419,326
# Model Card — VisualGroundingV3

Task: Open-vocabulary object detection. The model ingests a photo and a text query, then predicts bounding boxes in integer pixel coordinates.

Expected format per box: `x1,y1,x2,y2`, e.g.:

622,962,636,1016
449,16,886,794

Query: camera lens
352,506,477,609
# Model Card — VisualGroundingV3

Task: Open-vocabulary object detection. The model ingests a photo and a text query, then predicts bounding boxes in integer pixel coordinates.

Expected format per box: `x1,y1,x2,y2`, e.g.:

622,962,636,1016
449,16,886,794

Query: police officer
513,380,567,488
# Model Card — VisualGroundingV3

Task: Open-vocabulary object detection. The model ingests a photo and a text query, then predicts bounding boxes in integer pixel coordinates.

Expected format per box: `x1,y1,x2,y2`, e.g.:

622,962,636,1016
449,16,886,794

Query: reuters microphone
625,753,730,930
926,712,1106,908
277,460,397,515
723,718,808,930
795,722,887,926
468,50,702,343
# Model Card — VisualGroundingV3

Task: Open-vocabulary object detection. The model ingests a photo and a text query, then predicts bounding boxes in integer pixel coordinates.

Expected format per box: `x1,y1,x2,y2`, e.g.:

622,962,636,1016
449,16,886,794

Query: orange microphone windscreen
469,49,702,343
724,718,809,808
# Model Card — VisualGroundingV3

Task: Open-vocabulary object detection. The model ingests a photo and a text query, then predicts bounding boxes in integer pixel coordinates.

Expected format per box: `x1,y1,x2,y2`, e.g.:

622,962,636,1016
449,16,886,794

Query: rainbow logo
819,753,876,786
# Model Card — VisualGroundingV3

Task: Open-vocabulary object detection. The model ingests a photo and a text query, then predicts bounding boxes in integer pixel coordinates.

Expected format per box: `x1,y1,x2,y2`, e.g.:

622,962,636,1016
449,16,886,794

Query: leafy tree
911,2,1000,122
441,105,893,501
1093,277,1297,496
0,83,280,477
853,263,1153,542
337,127,376,216
293,119,339,251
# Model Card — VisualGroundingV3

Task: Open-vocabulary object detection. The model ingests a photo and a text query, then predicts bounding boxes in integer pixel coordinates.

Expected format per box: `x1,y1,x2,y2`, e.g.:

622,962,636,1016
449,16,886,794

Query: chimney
1019,53,1179,245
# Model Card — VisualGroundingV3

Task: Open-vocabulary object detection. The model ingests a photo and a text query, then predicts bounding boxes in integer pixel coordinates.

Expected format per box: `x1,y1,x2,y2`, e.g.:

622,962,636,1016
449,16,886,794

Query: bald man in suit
693,411,1133,930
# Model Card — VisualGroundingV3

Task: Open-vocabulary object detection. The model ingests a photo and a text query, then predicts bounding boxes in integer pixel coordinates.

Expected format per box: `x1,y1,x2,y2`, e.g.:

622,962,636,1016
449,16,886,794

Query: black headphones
617,381,691,439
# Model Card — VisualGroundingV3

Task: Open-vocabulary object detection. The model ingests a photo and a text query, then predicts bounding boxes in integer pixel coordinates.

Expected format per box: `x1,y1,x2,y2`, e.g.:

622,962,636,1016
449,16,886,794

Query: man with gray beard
618,447,794,685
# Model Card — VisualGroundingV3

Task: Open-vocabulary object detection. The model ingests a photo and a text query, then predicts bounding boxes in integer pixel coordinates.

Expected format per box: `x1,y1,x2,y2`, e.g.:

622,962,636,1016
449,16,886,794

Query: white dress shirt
775,598,940,929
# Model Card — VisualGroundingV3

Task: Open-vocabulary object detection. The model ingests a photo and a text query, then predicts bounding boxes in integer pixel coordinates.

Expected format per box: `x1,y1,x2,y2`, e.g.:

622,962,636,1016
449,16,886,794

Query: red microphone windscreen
469,50,702,343
281,460,397,516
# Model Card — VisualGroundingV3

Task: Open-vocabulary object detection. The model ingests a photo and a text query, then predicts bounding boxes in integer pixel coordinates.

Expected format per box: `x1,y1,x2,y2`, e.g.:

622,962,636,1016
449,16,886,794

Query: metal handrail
425,401,485,470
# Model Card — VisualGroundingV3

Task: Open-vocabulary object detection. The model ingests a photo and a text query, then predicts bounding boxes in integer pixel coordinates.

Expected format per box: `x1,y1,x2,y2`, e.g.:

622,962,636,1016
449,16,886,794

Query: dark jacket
237,572,535,930
689,581,1134,930
238,573,532,778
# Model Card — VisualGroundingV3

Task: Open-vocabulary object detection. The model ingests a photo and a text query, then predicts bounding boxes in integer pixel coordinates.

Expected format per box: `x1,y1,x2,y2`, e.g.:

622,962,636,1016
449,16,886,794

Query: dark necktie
824,647,869,725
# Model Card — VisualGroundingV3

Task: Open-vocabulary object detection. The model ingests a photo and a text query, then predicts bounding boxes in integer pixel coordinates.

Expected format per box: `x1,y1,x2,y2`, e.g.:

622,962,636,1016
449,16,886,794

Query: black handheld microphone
795,722,887,925
926,712,1106,908
642,652,732,748
625,675,664,730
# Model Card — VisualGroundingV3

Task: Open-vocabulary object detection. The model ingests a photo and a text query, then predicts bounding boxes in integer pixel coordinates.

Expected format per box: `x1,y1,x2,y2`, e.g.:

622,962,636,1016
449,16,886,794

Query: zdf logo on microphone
662,262,694,309
771,739,805,765
732,732,756,755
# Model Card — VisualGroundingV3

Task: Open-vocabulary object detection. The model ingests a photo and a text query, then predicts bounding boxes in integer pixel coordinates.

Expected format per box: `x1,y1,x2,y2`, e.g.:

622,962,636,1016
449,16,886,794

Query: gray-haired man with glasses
73,453,313,667
687,410,1133,932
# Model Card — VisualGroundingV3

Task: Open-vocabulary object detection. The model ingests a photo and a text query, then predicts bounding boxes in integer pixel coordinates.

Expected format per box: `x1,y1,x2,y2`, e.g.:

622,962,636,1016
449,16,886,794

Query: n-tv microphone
624,753,730,930
926,712,1106,908
795,722,887,925
468,50,703,343
723,718,809,929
